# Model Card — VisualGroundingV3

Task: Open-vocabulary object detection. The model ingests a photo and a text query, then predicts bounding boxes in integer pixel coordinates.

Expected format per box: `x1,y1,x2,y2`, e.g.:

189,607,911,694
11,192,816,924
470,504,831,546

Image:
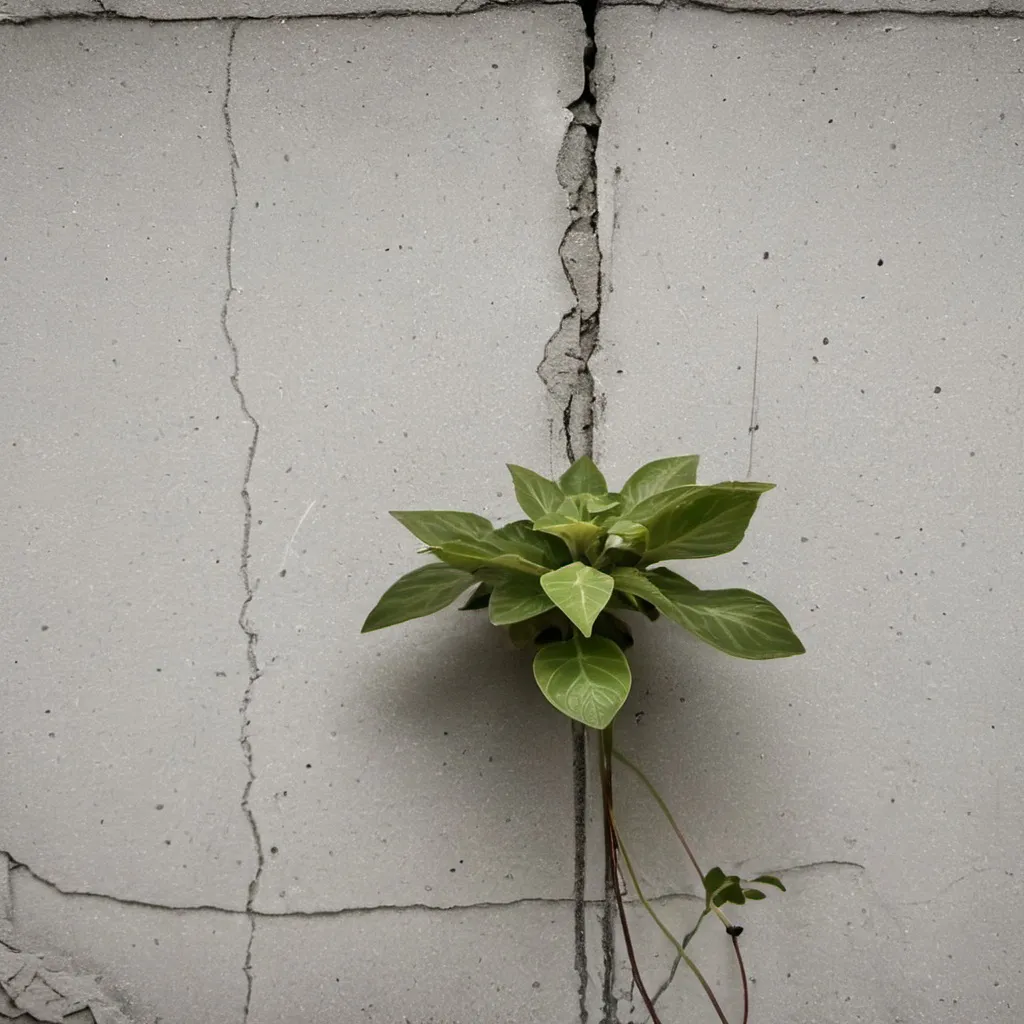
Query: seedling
363,455,804,1022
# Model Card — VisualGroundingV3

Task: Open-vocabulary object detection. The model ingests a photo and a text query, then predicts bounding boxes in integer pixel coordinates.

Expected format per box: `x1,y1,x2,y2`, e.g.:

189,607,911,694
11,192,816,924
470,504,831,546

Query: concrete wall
1,3,1021,1024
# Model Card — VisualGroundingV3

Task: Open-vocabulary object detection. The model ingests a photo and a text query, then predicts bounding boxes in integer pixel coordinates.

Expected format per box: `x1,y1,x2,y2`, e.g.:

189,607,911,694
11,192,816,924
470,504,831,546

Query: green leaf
508,464,564,521
604,519,649,556
459,582,492,610
489,573,556,626
532,633,632,729
643,482,775,563
540,563,615,637
582,493,621,516
657,587,805,660
611,569,804,659
752,875,786,892
492,520,572,569
361,563,476,632
743,889,766,900
488,553,551,576
390,510,494,546
429,539,548,577
626,485,702,526
619,456,700,510
559,456,608,496
703,867,727,894
533,514,603,560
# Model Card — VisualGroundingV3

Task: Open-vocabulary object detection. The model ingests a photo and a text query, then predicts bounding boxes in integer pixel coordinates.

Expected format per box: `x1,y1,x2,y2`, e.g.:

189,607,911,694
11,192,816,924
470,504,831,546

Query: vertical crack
540,3,608,1022
537,0,603,467
222,23,264,1024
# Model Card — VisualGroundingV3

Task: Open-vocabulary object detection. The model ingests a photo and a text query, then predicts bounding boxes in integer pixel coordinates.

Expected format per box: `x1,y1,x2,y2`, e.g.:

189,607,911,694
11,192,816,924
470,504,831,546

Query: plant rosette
363,455,805,1023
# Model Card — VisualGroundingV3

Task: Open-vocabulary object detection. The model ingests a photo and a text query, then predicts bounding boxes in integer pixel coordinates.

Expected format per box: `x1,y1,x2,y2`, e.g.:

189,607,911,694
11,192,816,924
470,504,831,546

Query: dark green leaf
604,519,649,556
489,573,556,626
743,889,766,900
559,456,608,496
533,633,632,729
429,539,548,576
619,456,700,510
626,485,702,526
752,875,786,892
390,510,494,546
361,563,476,632
642,482,775,563
540,563,615,637
493,520,572,569
703,867,727,895
507,464,564,521
459,582,492,610
646,566,699,595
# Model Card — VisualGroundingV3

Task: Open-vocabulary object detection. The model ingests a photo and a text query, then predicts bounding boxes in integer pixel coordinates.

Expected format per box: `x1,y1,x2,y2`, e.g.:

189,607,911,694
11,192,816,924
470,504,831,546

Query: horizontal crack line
4,855,865,920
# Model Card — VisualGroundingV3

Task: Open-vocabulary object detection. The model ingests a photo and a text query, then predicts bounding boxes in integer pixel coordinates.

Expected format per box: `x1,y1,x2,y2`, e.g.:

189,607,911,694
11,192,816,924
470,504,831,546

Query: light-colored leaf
619,456,700,510
559,456,608,496
604,519,649,556
390,510,494,546
533,633,632,729
361,563,476,632
489,574,556,626
539,562,614,637
507,464,564,521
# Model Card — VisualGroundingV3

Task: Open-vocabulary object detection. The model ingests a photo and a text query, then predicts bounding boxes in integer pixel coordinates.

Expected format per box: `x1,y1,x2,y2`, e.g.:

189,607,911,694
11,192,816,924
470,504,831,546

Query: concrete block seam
219,22,265,1024
0,1,583,27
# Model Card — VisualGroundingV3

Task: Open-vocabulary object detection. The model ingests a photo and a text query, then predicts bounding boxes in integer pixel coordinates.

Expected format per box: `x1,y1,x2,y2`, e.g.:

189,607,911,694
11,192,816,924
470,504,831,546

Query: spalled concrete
593,6,1024,1018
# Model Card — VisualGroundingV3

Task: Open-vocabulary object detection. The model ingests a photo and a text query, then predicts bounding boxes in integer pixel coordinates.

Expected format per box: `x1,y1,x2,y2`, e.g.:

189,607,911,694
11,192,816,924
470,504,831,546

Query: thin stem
732,933,750,1024
600,726,662,1024
612,747,703,879
610,810,732,1024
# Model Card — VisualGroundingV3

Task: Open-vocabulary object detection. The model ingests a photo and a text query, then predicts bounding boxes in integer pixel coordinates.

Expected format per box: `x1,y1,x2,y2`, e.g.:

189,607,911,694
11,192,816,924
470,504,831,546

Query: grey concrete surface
4,0,1024,21
593,7,1024,1020
3,2,1023,1023
0,20,256,912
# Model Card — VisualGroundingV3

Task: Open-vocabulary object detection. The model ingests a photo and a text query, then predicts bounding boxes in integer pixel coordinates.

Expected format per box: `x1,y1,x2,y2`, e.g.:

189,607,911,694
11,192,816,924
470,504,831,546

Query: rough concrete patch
0,933,147,1024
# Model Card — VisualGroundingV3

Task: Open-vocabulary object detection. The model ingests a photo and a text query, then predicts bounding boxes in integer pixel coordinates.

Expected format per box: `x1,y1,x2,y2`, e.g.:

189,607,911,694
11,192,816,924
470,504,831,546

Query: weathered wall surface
1,2,1022,1023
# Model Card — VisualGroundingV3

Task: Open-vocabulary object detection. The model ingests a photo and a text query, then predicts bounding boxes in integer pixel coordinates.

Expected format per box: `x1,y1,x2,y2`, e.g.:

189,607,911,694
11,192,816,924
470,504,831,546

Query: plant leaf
493,520,572,569
429,539,548,577
604,519,649,556
540,563,615,637
626,485,702,526
533,514,603,560
583,493,621,515
489,573,556,626
559,456,608,496
743,889,766,900
390,510,494,546
507,464,564,521
532,633,632,729
642,482,775,563
361,563,476,632
752,875,786,892
459,582,492,610
611,569,804,659
619,456,700,510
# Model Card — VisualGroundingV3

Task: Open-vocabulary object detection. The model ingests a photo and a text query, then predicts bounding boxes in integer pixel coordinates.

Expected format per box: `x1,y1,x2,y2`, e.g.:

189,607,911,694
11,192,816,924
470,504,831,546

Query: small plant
363,455,804,1022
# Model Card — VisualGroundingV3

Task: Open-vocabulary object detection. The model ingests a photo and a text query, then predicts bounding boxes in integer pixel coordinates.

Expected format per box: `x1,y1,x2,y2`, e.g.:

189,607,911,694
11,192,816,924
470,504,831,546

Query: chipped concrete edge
1,856,153,1024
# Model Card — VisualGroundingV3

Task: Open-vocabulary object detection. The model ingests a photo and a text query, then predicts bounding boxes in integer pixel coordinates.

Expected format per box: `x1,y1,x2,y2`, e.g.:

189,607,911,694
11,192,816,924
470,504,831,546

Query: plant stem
600,726,661,1024
610,813,732,1024
731,932,750,1024
612,747,703,879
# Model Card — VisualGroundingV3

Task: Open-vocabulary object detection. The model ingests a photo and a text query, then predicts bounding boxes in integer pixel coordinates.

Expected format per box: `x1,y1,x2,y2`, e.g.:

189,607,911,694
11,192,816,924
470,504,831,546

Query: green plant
363,455,804,1022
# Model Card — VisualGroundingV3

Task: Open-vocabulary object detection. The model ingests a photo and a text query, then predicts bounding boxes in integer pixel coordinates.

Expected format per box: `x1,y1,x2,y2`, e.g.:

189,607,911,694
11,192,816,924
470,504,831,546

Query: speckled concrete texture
592,7,1024,1020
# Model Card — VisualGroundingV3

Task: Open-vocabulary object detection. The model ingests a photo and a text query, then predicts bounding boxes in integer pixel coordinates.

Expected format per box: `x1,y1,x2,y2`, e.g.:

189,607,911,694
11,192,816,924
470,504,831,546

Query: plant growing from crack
362,455,804,1022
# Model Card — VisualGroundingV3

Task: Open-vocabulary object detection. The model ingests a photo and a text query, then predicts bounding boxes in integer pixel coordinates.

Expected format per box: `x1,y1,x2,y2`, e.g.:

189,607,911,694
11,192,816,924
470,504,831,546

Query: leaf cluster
362,456,805,729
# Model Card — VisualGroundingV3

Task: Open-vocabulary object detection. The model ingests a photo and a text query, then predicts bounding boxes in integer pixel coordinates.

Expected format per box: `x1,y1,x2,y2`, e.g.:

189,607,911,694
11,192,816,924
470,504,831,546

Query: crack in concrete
537,0,603,467
220,23,265,1024
746,314,760,479
0,854,12,924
